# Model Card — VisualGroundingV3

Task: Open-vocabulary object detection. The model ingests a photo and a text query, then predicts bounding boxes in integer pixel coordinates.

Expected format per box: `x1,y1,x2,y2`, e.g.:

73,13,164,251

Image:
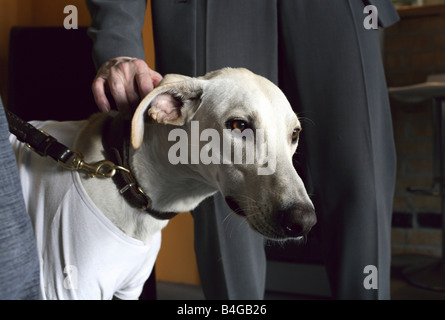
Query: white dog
10,68,316,299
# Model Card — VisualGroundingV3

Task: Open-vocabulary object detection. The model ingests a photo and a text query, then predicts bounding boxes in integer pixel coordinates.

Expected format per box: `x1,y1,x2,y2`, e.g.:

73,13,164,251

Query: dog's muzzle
225,196,316,240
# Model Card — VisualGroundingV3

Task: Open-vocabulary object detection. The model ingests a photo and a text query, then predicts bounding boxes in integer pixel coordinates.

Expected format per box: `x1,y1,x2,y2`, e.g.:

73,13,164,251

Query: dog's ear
131,76,204,149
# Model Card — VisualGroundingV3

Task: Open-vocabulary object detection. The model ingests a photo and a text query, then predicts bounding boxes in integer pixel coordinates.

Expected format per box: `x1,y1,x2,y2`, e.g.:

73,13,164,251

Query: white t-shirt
10,120,161,300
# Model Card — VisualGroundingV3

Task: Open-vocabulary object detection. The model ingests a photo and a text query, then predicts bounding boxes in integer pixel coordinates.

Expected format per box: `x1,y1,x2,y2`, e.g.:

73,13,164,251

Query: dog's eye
292,127,301,143
227,120,249,132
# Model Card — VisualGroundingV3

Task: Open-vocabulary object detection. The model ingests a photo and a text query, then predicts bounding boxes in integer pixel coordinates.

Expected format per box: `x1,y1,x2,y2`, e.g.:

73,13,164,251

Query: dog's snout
224,195,316,240
279,204,317,238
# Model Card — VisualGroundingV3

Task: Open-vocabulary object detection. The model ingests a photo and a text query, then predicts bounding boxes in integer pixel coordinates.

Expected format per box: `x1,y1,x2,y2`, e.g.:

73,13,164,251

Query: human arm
85,0,162,113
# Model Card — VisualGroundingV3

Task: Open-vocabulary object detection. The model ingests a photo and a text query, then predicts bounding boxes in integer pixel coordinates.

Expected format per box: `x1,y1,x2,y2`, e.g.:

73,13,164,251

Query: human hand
92,56,163,114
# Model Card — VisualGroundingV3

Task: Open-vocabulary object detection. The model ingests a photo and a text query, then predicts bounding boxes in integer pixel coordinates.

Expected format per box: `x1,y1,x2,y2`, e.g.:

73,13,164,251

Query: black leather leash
6,109,77,164
6,108,119,178
6,109,177,221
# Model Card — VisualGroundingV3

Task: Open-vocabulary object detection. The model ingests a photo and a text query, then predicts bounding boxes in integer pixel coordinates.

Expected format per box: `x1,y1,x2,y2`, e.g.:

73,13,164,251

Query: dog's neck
130,122,217,213
75,113,216,243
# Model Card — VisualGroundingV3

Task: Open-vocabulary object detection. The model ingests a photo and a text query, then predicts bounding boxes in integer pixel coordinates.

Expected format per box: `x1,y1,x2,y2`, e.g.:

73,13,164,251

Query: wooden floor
391,277,445,300
156,255,445,300
156,278,445,300
391,255,445,300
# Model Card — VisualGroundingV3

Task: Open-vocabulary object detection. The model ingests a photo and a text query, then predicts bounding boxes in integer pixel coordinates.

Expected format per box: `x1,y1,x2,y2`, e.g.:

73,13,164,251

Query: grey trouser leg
192,193,266,300
278,0,396,299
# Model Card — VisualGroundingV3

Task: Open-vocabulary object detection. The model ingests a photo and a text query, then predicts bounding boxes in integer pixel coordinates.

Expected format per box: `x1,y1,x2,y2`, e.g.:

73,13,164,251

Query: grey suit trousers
88,0,398,299
277,0,397,300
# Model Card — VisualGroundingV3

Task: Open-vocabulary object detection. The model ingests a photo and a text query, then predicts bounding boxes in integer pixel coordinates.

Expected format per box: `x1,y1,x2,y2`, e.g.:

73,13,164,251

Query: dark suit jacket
86,0,398,79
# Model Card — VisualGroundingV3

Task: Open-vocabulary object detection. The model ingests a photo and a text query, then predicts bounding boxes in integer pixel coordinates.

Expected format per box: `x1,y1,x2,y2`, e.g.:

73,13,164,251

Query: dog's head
131,68,316,240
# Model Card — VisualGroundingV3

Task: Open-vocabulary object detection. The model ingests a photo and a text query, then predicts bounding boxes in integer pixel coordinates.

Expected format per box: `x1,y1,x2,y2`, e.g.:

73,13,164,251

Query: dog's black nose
279,204,317,238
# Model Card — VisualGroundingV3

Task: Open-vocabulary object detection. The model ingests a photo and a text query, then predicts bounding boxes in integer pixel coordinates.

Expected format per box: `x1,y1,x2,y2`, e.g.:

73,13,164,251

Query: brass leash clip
59,151,129,179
